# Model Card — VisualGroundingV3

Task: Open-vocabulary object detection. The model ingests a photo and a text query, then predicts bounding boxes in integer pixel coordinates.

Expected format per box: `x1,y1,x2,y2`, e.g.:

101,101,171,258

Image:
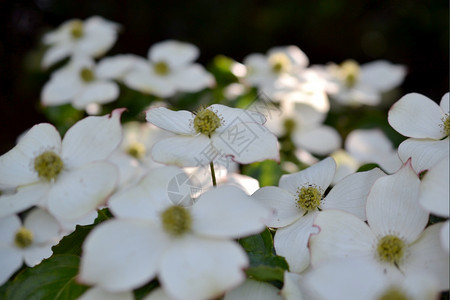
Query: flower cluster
0,15,448,300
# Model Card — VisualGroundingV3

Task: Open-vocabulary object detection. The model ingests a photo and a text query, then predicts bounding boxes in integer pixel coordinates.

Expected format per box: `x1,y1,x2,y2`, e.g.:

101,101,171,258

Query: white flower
41,56,119,110
123,40,215,97
0,208,61,285
146,104,279,167
252,157,384,272
78,168,271,300
42,16,120,68
388,93,449,173
96,54,142,82
319,59,406,106
0,110,123,221
309,160,449,291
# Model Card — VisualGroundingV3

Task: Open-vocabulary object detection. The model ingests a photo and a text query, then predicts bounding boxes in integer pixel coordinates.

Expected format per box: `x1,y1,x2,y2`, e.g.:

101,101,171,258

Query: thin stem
210,161,217,187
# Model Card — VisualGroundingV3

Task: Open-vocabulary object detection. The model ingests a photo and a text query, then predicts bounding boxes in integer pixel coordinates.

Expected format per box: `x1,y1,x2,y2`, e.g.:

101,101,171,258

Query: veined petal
309,210,375,267
398,137,449,174
224,279,284,300
62,109,124,168
251,186,300,228
292,125,341,155
149,40,199,69
388,93,445,139
173,64,215,92
419,156,449,217
274,213,318,273
159,236,248,300
73,80,119,109
323,168,385,220
0,248,23,286
79,219,168,292
145,107,195,135
0,123,61,187
151,135,214,167
212,104,266,127
0,183,49,218
366,160,428,243
78,287,134,300
279,157,336,195
47,162,117,221
192,185,271,238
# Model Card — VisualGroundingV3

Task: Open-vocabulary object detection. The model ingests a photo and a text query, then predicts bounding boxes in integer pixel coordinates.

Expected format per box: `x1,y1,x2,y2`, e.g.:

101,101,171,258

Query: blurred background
0,0,448,154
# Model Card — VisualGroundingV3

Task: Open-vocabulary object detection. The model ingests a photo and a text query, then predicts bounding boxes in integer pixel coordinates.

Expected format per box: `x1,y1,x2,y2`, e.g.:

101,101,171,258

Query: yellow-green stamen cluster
70,20,84,39
161,205,192,236
80,68,95,83
377,286,408,300
269,53,291,74
376,235,405,266
34,151,64,181
154,61,170,76
296,184,322,213
440,113,449,136
283,118,296,134
126,142,146,159
340,59,360,88
14,227,34,248
193,108,222,136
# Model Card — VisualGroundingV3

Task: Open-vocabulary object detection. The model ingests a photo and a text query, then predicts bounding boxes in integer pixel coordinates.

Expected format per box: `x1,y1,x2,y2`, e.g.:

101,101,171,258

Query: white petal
76,16,119,57
281,272,306,300
159,237,248,300
224,279,284,300
274,213,318,273
73,80,119,108
440,221,449,253
145,107,195,135
279,157,336,195
251,186,300,228
41,71,83,106
388,93,445,139
151,135,214,167
124,69,176,97
0,214,21,243
142,288,173,300
78,287,134,300
0,247,23,285
419,156,449,217
366,160,428,243
47,162,117,221
398,137,449,174
323,168,386,220
211,104,266,127
149,40,199,68
293,125,341,155
79,219,167,292
359,60,406,91
0,183,49,218
268,45,309,69
0,123,61,187
96,54,141,80
192,185,271,238
440,92,449,112
62,109,124,168
41,44,72,68
173,64,215,92
309,210,375,267
24,208,60,243
404,222,449,291
23,244,53,266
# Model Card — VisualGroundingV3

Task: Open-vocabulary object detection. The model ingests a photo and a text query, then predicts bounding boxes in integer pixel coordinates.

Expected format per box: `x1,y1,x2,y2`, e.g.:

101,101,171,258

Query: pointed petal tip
110,107,127,118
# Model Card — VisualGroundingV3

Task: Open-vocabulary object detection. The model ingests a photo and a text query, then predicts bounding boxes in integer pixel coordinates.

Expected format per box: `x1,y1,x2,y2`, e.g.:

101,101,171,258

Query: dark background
0,0,448,154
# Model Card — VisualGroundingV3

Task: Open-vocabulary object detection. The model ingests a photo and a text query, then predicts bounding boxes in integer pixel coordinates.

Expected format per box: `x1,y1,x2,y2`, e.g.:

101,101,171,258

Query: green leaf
133,279,159,300
356,163,380,172
5,255,89,300
242,160,283,187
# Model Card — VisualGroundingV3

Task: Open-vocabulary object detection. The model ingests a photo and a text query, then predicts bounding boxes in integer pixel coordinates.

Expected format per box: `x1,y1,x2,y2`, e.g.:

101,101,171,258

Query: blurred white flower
42,16,120,68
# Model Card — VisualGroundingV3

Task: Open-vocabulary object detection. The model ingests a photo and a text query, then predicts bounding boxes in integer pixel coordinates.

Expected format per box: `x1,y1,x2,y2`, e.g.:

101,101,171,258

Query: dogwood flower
146,104,279,167
41,56,119,110
78,168,271,300
252,157,384,272
0,208,61,285
0,110,123,220
309,160,449,291
123,40,215,97
42,16,120,68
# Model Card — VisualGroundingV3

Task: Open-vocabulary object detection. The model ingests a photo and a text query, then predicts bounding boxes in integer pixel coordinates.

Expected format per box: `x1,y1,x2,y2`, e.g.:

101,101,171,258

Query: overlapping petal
419,156,449,217
146,107,195,135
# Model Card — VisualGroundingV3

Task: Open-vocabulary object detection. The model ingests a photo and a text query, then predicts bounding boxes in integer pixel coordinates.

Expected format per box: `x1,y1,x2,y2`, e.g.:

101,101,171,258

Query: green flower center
14,227,34,248
154,61,170,76
296,185,322,213
283,118,296,134
34,151,64,181
377,235,405,266
161,205,192,236
70,20,84,39
126,142,146,159
377,286,409,300
193,108,222,136
440,114,449,136
340,59,360,88
80,68,95,83
269,53,290,74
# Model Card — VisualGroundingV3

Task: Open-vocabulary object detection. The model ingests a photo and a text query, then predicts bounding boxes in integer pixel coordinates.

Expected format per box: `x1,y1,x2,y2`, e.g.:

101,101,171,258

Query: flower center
34,151,64,181
283,118,297,134
296,184,322,213
154,61,170,76
161,205,192,236
340,59,360,88
377,286,408,300
376,235,405,266
193,107,222,136
80,68,95,83
268,53,291,74
126,142,146,159
70,20,84,39
440,113,449,136
14,227,34,248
